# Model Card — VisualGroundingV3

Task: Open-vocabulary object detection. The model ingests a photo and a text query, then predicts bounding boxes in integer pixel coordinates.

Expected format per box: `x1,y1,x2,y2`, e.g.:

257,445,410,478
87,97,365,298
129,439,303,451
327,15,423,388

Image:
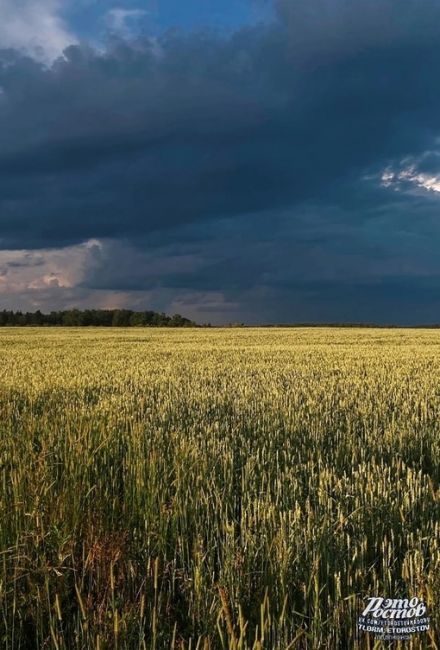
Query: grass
0,327,439,648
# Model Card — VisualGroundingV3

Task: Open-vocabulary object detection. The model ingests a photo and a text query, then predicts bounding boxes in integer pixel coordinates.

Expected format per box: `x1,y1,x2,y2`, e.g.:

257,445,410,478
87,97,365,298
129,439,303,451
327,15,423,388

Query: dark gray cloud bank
1,0,440,323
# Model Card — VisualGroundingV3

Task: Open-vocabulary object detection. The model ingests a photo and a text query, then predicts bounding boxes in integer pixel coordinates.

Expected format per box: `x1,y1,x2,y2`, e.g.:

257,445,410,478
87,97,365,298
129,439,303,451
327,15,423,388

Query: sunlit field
0,327,439,649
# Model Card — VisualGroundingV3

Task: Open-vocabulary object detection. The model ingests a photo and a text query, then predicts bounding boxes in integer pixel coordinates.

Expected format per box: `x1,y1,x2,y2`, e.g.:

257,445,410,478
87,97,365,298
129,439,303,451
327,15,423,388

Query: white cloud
0,239,102,297
380,169,395,188
381,162,440,194
0,0,76,63
106,8,148,39
402,170,440,193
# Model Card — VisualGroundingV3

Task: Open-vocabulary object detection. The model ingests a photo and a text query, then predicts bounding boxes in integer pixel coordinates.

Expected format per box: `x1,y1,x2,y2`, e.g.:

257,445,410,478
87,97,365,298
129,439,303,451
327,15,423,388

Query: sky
1,1,440,324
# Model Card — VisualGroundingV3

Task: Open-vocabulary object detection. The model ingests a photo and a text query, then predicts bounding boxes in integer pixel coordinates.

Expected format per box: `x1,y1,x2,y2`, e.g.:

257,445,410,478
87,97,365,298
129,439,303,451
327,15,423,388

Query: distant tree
0,308,197,327
62,309,82,326
129,312,146,326
169,313,193,327
16,311,26,326
112,310,131,326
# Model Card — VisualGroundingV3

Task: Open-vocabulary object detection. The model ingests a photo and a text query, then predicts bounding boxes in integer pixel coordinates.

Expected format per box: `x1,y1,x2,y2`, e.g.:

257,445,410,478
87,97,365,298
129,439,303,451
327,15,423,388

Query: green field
0,328,438,648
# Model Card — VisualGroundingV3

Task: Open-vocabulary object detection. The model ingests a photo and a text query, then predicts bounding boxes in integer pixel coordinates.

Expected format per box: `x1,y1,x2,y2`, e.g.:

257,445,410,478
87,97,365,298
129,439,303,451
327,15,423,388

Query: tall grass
0,327,438,648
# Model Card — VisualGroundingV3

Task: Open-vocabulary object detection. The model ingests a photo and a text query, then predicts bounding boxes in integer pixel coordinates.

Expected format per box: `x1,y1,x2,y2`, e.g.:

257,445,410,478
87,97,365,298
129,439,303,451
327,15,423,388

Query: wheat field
0,327,438,649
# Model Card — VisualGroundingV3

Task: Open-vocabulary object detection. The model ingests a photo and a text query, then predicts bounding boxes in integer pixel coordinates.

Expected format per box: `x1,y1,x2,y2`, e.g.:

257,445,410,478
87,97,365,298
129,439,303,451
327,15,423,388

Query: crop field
0,327,439,649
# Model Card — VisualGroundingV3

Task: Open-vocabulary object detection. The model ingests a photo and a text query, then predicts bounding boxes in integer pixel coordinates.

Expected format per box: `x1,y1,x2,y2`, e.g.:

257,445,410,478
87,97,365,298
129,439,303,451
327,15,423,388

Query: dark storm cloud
0,0,440,250
2,0,440,321
76,190,440,323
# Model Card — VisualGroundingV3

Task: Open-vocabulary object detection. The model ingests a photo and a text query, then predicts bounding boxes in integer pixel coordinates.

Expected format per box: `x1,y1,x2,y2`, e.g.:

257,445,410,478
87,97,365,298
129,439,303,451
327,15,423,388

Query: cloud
0,0,440,320
0,237,155,312
381,156,440,194
106,8,149,39
2,6,438,249
0,238,101,296
0,0,76,63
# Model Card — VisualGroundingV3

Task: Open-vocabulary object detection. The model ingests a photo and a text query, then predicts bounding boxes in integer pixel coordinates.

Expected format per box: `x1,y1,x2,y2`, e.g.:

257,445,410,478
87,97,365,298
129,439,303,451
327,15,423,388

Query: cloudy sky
1,0,440,324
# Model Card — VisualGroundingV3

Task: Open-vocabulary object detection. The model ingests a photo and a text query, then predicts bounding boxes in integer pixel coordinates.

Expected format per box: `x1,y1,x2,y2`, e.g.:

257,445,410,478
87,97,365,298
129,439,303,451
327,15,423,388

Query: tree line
0,309,197,327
